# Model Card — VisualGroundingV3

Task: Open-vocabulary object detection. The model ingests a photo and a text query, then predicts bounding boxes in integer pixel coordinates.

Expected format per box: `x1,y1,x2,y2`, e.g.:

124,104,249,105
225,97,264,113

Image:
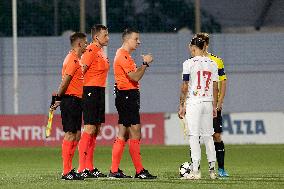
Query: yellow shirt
208,53,227,97
208,53,227,81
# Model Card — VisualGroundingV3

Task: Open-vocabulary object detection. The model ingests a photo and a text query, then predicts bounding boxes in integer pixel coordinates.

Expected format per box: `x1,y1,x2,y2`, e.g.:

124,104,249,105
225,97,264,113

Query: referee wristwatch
142,62,150,67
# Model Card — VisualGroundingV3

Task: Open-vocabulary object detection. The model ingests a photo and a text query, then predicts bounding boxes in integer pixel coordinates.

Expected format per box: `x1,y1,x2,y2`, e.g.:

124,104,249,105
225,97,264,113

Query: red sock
62,139,73,175
78,132,92,172
69,141,78,170
111,138,126,173
128,139,144,174
86,135,96,170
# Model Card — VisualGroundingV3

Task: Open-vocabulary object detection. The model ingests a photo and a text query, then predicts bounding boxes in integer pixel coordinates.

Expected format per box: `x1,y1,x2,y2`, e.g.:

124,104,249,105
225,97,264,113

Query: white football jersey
182,56,218,101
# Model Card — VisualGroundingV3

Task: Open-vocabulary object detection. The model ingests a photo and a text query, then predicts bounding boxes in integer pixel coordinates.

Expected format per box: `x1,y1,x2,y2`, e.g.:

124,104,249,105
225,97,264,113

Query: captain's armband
183,74,190,81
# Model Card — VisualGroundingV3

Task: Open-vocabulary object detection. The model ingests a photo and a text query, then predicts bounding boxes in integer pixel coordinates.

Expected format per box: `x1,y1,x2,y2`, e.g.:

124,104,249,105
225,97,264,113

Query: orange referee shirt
113,48,139,90
62,50,83,98
81,43,109,87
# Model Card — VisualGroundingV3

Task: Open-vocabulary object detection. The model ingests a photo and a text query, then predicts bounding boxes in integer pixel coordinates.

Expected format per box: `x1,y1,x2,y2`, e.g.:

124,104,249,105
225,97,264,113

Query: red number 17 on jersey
196,71,212,91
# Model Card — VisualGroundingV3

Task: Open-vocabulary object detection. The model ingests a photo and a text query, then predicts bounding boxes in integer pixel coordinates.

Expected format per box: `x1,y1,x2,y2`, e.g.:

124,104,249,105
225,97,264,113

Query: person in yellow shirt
195,33,229,177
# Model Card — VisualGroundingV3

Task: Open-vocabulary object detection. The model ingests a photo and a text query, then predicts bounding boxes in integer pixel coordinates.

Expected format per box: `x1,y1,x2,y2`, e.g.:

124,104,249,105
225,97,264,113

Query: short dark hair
70,32,87,45
190,37,206,50
91,24,108,38
122,28,139,41
195,32,210,45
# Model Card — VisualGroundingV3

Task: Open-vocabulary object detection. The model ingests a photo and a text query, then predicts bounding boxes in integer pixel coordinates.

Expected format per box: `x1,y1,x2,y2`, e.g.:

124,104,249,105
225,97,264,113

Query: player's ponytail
190,37,205,50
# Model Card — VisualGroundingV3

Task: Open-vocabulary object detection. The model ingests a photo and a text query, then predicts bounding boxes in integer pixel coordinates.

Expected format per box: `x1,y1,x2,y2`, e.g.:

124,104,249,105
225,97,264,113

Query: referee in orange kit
51,32,87,180
109,28,157,179
77,24,109,178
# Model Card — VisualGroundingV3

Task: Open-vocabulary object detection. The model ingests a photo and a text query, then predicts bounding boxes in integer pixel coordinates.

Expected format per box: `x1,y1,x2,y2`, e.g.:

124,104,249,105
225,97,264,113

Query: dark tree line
0,0,220,36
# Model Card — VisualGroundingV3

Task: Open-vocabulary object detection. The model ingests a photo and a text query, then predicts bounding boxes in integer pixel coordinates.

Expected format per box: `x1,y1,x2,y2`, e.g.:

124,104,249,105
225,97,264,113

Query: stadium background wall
0,33,284,114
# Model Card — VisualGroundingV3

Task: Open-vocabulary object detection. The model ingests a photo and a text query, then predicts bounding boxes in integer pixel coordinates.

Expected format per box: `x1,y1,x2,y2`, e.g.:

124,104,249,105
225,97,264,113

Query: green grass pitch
0,145,283,189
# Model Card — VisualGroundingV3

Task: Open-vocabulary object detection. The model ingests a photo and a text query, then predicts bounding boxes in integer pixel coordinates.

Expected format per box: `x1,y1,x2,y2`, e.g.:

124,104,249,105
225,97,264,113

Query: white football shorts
185,100,214,136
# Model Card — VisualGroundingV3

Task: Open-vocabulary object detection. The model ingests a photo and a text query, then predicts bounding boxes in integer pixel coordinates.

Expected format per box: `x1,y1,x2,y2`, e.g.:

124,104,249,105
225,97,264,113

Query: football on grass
179,162,192,177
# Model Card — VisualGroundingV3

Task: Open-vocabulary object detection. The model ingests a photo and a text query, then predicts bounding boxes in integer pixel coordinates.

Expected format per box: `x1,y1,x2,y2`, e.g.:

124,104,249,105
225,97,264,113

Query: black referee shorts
115,89,140,127
213,110,223,133
82,86,105,125
60,95,82,133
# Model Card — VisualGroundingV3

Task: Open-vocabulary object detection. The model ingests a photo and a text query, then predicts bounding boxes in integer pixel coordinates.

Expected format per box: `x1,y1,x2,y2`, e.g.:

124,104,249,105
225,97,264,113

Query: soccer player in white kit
178,37,218,180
